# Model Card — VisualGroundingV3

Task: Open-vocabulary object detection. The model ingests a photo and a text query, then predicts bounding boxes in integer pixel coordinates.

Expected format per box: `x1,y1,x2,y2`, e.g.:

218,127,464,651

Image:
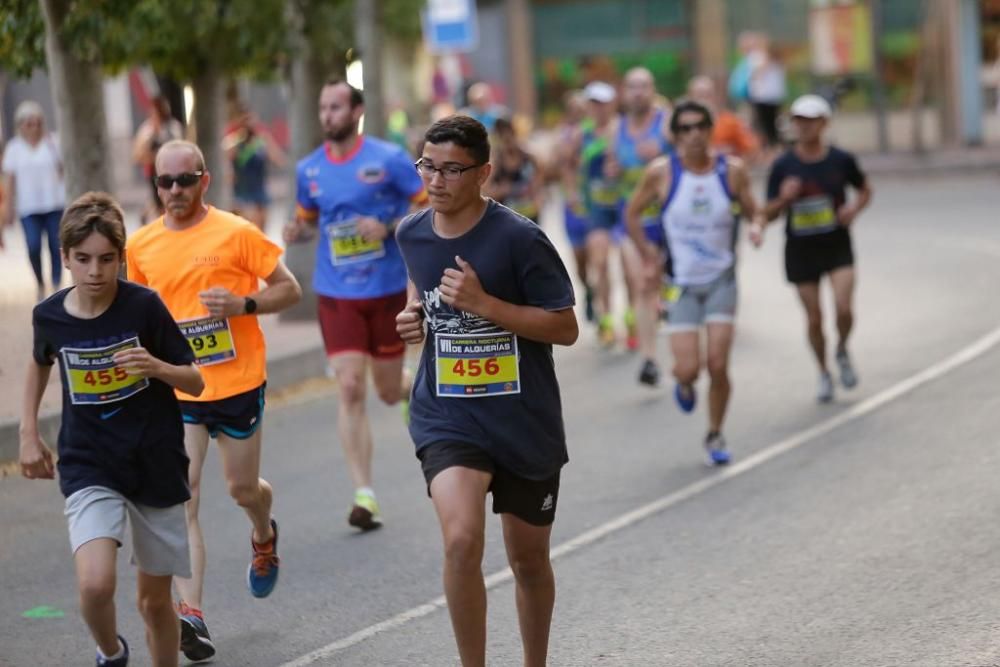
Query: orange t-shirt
125,207,283,402
712,111,759,159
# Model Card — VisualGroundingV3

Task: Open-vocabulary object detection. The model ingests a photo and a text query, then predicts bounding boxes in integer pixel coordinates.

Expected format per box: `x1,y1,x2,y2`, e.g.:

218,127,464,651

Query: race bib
661,283,683,305
507,198,539,219
328,218,385,266
588,178,620,207
790,195,837,236
435,332,520,398
178,316,236,366
61,337,149,405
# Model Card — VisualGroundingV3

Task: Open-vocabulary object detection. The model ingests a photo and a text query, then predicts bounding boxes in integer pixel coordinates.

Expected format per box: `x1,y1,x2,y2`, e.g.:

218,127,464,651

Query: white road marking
278,324,1000,667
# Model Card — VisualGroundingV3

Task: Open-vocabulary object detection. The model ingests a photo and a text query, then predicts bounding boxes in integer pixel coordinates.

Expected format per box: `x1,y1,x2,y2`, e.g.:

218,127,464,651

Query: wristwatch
244,297,258,315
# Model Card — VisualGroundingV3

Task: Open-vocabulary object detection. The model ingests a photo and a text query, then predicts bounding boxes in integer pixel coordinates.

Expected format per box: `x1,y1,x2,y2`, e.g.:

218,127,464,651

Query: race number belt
60,337,149,405
435,332,520,398
328,218,385,266
790,195,837,236
178,316,236,366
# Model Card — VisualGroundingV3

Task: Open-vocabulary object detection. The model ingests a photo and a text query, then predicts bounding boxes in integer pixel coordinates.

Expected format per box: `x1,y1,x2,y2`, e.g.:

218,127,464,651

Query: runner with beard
284,79,428,531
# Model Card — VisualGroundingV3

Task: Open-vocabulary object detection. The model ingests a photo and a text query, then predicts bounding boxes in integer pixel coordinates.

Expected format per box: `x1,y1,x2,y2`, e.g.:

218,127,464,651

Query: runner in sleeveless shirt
626,100,765,465
606,67,673,383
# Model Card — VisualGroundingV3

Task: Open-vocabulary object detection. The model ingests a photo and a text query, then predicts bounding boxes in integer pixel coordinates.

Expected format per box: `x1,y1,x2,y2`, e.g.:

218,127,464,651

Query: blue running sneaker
247,518,280,598
674,383,696,413
705,432,731,466
96,635,129,666
178,602,216,662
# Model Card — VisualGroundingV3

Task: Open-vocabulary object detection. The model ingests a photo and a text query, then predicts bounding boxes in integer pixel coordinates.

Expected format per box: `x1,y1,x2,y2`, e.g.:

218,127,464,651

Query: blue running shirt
296,137,426,299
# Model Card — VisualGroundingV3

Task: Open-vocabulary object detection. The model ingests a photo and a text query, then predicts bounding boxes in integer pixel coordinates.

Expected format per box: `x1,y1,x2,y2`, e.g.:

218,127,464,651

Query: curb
0,344,329,466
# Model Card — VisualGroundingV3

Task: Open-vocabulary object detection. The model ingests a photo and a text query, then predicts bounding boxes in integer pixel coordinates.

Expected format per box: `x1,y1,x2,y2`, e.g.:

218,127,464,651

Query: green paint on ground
22,605,65,619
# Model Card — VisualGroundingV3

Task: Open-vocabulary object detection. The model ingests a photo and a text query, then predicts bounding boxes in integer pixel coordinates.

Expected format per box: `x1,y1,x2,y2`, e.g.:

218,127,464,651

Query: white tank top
660,156,737,286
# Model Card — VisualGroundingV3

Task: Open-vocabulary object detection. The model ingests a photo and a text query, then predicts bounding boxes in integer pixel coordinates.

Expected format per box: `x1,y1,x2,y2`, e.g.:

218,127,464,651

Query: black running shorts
785,232,854,284
417,440,560,527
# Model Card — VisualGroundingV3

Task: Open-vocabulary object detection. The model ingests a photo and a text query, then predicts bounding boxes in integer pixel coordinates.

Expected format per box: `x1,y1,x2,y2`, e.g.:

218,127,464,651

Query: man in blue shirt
285,80,427,531
396,115,578,667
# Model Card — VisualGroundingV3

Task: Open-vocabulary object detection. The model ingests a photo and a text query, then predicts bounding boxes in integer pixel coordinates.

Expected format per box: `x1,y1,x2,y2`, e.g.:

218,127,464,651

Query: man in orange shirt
126,140,301,663
687,75,759,162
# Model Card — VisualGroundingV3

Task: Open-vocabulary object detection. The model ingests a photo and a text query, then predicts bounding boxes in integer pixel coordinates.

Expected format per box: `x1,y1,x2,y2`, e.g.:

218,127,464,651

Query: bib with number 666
435,332,520,398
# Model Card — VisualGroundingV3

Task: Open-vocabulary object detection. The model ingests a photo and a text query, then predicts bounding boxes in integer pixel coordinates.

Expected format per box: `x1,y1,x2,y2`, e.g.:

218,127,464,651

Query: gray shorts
64,486,191,578
666,271,738,332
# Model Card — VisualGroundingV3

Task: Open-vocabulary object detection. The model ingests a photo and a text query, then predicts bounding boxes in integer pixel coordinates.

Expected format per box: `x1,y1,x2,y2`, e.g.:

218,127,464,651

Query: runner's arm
1,173,14,227
623,158,668,258
19,361,55,480
246,262,302,314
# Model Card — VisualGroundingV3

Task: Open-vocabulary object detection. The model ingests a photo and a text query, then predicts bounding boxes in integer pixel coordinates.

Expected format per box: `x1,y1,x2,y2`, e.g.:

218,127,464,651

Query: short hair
60,192,127,255
670,100,714,134
323,78,364,108
424,115,490,165
14,100,44,126
155,139,206,173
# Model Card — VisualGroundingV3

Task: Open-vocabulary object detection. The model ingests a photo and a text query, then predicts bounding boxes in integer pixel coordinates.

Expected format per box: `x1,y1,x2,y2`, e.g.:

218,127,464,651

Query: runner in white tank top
625,100,766,467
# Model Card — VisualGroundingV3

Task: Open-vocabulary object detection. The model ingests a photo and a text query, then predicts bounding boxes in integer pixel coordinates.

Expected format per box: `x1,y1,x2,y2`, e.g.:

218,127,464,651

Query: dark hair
670,100,714,134
324,78,364,108
424,115,490,165
493,117,514,136
60,192,127,255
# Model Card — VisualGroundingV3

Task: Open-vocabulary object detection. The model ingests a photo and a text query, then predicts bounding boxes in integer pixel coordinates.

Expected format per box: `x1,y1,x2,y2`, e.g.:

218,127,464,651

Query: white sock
98,638,124,660
357,486,375,499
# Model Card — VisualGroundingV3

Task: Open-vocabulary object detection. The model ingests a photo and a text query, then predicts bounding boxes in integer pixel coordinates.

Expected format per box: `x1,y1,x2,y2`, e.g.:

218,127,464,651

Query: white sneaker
836,349,858,389
817,372,834,403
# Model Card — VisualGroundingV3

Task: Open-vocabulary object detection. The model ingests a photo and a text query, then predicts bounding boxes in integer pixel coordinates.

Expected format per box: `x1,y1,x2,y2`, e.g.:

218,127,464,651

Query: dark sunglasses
155,171,204,189
675,120,711,134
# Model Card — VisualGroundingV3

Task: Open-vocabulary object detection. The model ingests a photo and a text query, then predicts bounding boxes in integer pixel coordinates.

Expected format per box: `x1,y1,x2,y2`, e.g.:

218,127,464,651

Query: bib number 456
451,358,501,377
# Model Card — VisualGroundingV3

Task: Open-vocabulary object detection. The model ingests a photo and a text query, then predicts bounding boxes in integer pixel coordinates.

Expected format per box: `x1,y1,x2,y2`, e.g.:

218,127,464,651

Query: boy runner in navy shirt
396,116,578,667
19,192,204,667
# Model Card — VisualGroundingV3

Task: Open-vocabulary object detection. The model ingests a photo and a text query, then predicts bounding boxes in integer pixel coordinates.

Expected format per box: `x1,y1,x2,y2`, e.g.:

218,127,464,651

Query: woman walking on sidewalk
1,101,67,300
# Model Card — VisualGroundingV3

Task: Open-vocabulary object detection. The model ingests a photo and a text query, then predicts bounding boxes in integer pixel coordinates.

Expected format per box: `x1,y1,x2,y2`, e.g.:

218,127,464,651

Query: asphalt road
2,174,1000,667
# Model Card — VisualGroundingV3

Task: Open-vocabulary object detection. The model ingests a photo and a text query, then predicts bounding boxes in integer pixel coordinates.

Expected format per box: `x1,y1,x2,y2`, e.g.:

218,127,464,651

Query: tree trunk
39,0,111,200
192,64,228,211
280,1,347,321
355,0,385,137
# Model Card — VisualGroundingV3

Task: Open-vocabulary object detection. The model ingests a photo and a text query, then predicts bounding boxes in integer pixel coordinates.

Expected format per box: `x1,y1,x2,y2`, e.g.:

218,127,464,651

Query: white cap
789,94,832,119
583,81,616,104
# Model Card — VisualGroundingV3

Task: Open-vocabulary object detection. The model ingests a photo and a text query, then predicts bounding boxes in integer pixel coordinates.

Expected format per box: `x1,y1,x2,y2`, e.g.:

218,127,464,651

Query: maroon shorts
317,291,407,359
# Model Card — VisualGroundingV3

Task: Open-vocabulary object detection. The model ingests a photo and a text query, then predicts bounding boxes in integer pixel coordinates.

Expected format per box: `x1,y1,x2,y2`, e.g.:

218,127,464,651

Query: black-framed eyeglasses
675,120,711,135
414,160,481,181
155,171,204,189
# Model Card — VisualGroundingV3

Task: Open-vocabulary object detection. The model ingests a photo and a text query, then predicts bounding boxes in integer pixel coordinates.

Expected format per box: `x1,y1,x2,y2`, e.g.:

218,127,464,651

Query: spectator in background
687,75,759,162
222,102,287,232
132,95,184,223
748,39,787,159
728,31,759,106
1,101,66,300
460,82,510,133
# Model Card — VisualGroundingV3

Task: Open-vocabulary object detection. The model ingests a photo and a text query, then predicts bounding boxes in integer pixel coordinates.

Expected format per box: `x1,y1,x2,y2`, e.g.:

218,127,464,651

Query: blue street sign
423,0,479,53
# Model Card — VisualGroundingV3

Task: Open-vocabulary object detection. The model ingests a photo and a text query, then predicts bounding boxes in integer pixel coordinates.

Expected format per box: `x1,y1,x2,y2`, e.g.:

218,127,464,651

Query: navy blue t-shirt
396,200,576,480
32,280,195,507
766,146,866,247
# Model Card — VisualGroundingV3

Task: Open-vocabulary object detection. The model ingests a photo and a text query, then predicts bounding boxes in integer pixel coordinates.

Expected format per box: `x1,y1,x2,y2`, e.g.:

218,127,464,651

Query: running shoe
638,359,660,387
836,348,858,389
348,489,383,531
624,308,638,351
95,635,129,666
247,518,280,598
817,372,834,403
674,382,696,413
177,602,216,662
704,432,731,466
597,315,615,348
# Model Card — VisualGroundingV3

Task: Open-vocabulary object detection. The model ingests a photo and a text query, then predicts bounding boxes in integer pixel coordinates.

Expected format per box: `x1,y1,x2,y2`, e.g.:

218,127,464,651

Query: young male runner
285,79,427,530
626,100,764,464
395,115,578,667
20,192,204,667
127,140,301,661
757,94,872,402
